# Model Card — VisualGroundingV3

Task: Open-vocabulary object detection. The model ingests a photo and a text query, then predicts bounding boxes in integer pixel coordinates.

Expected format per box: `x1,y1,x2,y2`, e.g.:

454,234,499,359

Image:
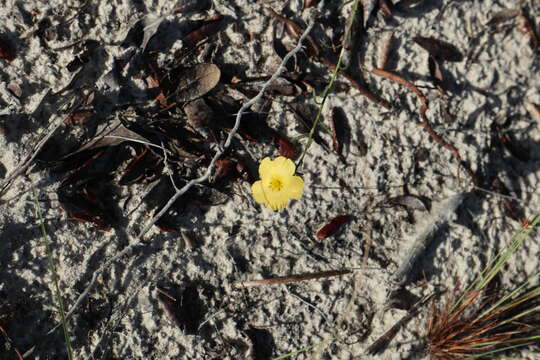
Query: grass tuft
426,214,540,360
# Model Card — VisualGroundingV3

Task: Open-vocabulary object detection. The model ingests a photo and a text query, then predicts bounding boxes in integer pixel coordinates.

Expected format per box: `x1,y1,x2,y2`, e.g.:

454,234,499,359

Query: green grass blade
32,186,74,360
463,339,539,359
476,272,540,321
452,213,540,312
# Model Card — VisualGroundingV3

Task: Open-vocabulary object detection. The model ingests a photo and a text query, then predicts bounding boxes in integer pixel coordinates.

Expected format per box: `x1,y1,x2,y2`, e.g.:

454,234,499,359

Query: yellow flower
251,156,304,211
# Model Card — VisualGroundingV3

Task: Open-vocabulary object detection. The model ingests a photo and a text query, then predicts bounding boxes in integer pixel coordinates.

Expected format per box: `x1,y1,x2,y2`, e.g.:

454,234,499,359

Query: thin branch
22,18,317,357
371,68,477,185
233,270,352,288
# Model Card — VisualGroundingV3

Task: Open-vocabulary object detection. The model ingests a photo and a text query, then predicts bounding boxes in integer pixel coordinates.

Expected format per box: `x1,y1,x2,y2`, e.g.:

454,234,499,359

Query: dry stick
21,18,317,358
371,68,477,185
268,7,390,110
320,55,391,110
233,270,352,288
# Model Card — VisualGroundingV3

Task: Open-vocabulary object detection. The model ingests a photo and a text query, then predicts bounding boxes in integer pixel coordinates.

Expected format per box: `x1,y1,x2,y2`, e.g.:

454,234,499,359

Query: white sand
0,0,539,359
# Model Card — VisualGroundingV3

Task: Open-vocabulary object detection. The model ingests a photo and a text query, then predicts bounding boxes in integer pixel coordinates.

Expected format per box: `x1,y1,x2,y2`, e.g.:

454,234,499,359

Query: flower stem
297,0,360,169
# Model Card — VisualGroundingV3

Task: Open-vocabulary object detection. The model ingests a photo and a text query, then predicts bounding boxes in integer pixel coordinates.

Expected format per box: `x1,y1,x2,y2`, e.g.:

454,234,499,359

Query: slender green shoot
32,186,74,360
297,0,361,168
452,213,540,313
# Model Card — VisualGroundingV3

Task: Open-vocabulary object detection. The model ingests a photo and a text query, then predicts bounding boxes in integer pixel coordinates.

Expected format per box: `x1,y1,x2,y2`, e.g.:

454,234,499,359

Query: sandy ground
0,0,539,359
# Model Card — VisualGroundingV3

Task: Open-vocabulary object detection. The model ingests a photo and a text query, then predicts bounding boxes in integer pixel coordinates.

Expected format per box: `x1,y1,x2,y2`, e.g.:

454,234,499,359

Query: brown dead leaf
303,0,319,9
413,36,463,62
383,195,428,211
268,9,320,57
276,137,297,160
6,82,22,98
65,120,152,157
174,63,221,103
331,107,351,156
316,215,353,239
180,16,224,51
487,8,521,26
428,56,445,93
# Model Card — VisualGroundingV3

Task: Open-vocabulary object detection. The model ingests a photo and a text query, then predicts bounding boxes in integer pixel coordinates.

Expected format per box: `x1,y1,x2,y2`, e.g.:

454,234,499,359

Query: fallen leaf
413,36,463,62
174,63,221,103
273,37,296,72
64,111,93,126
6,82,22,98
268,9,320,57
276,137,297,159
303,0,319,8
331,107,351,156
235,159,254,183
119,147,162,185
428,56,445,93
57,182,114,231
487,8,521,26
66,120,152,156
383,195,428,211
316,215,353,238
212,158,239,187
180,16,224,52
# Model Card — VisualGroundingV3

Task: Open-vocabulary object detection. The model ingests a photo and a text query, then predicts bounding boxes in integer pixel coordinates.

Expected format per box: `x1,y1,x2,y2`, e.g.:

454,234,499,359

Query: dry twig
371,68,477,184
22,17,318,358
233,269,352,288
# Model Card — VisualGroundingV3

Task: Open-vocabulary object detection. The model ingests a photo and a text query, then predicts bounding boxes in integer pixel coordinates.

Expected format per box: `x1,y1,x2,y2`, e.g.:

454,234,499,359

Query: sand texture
0,0,539,359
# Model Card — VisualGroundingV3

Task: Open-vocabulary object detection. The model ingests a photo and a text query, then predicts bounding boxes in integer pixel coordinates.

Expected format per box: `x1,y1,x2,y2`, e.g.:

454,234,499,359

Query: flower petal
258,157,273,179
251,181,268,205
273,156,296,177
266,192,289,211
285,176,304,199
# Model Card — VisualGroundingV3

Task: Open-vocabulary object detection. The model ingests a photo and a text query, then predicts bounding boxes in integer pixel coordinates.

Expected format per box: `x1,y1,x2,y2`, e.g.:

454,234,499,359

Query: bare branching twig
22,17,317,358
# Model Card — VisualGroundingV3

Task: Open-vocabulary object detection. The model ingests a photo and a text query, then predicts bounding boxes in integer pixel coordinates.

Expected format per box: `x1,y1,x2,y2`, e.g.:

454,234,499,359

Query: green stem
297,0,360,169
32,186,74,360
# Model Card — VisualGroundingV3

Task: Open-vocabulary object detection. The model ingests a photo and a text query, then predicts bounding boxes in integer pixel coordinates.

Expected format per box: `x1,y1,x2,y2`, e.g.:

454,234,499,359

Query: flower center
268,176,284,191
